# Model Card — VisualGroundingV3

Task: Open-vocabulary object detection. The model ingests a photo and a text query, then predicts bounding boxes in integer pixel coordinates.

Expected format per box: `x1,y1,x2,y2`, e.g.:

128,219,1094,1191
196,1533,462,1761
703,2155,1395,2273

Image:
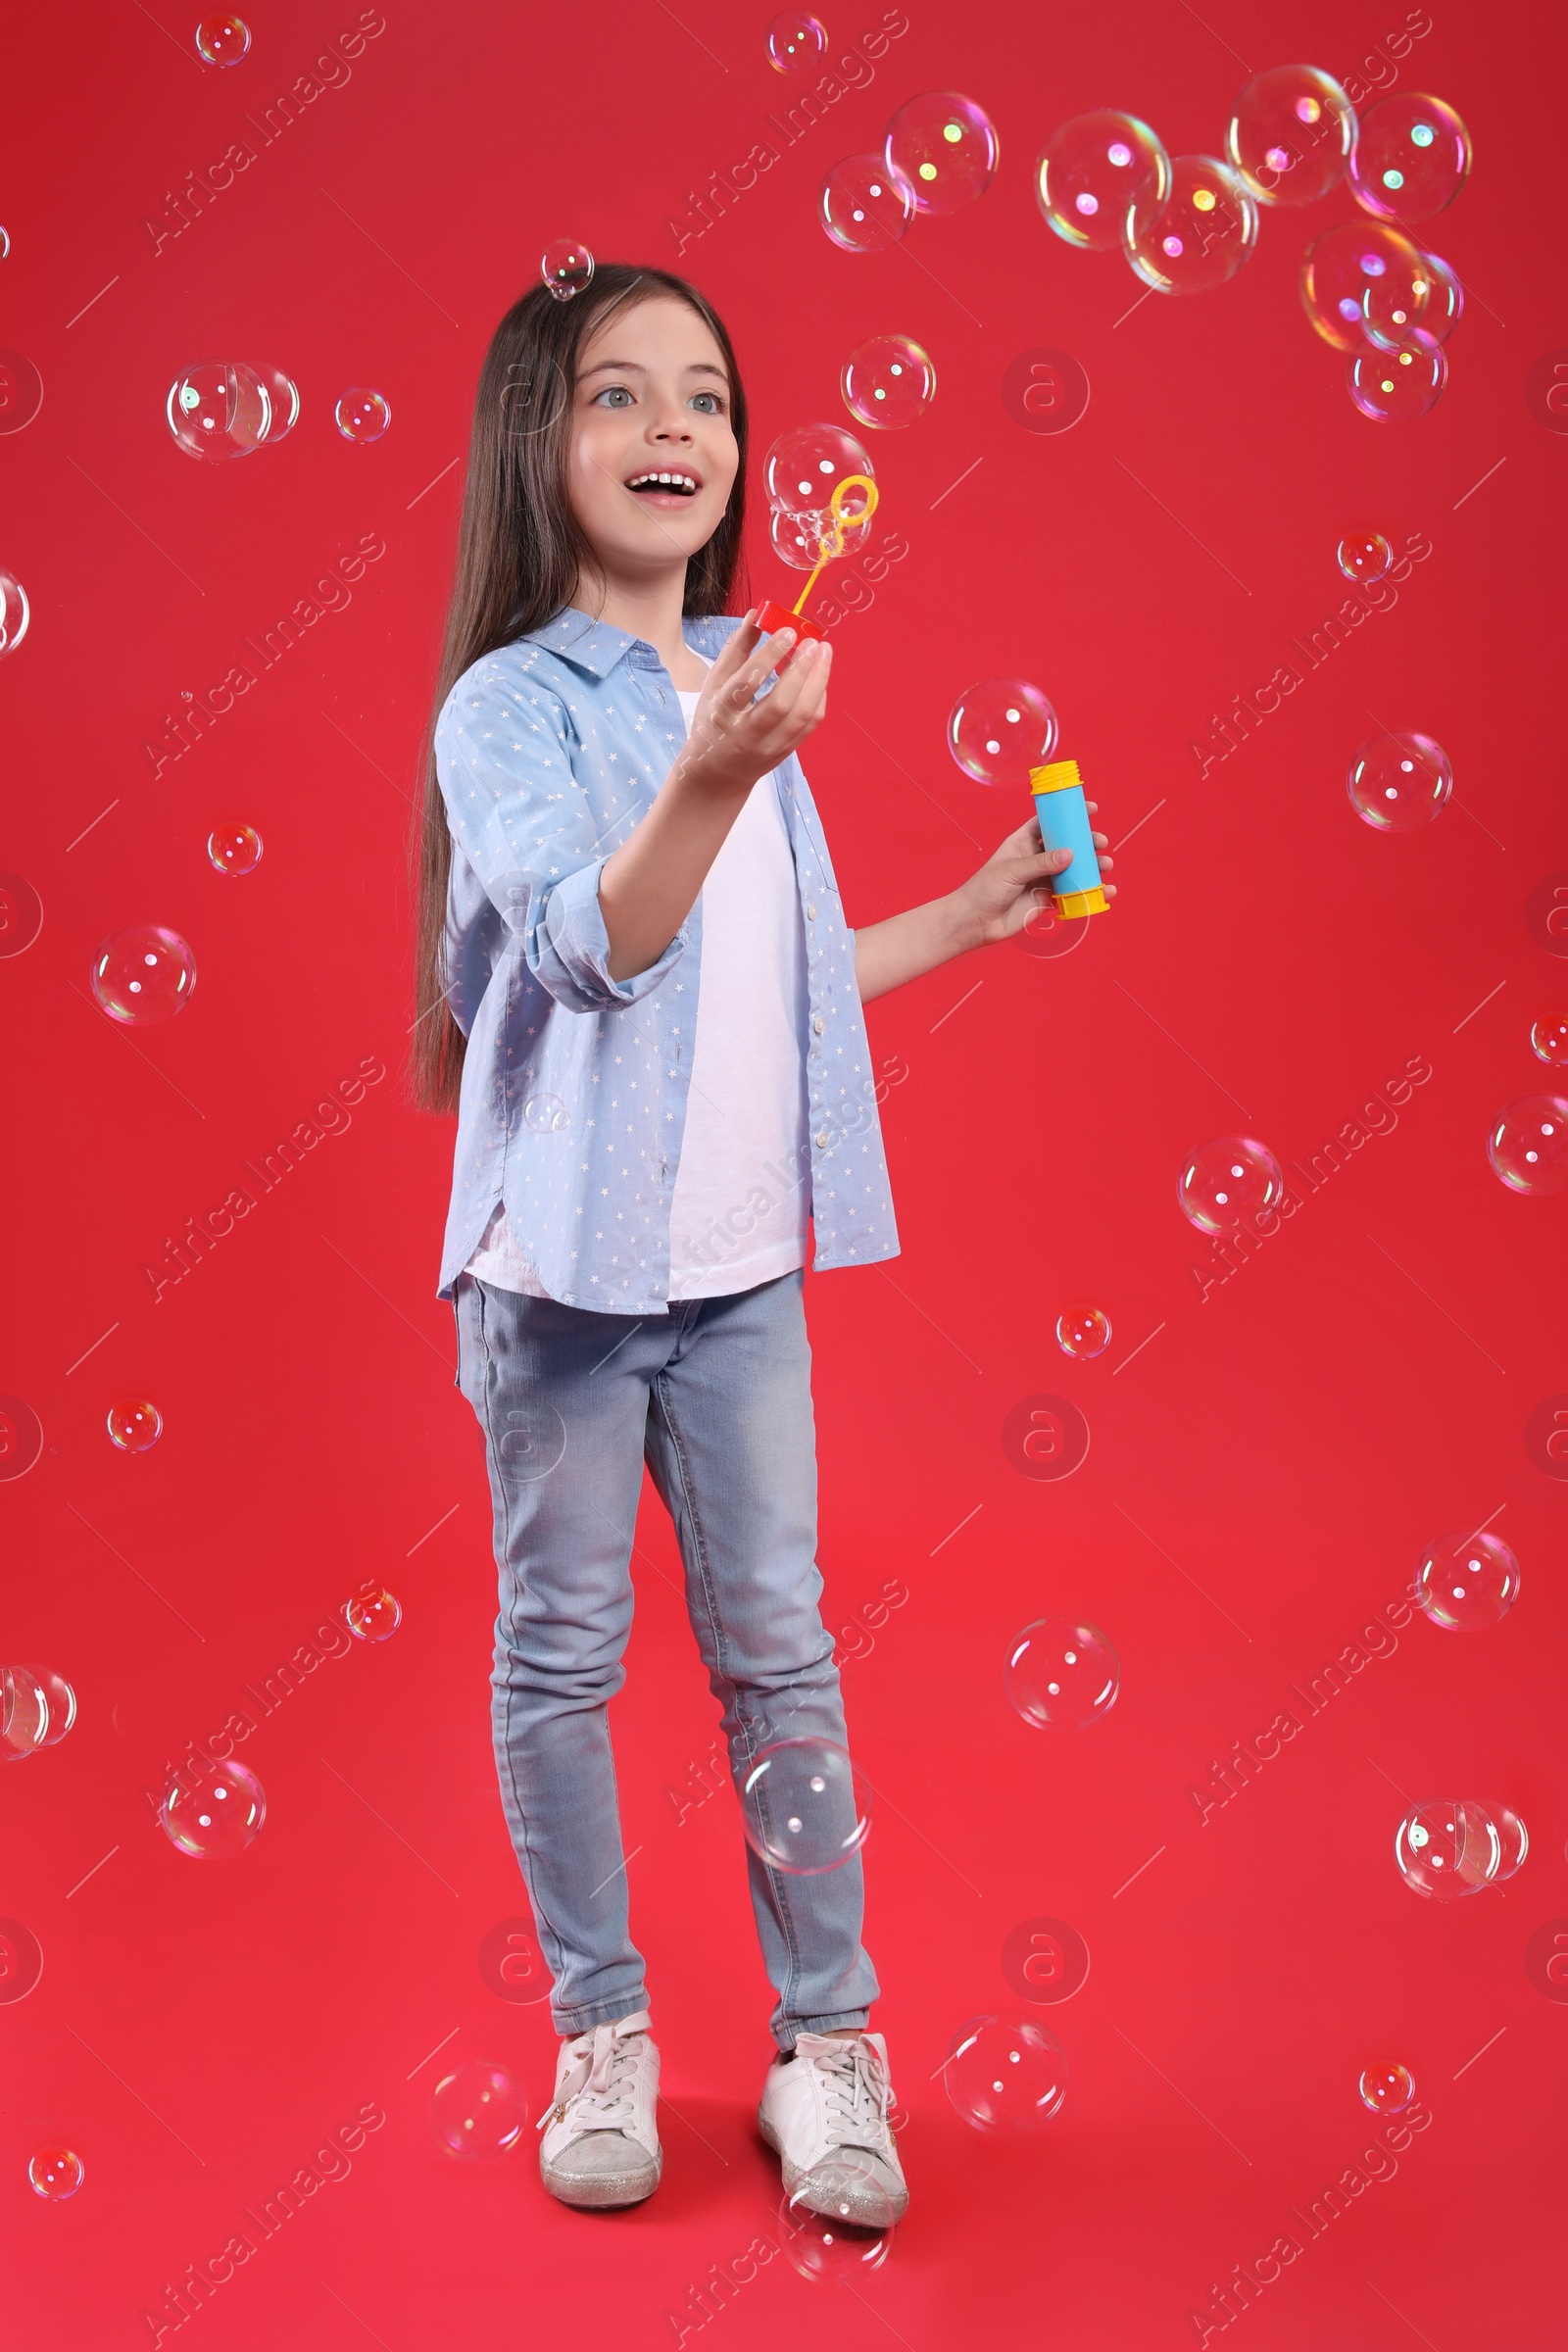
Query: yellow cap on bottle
1030,760,1082,795
1054,886,1108,918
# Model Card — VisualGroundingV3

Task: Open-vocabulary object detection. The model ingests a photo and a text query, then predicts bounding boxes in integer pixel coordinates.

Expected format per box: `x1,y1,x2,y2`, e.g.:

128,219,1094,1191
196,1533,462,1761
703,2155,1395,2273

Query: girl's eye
595,386,634,409
690,392,721,415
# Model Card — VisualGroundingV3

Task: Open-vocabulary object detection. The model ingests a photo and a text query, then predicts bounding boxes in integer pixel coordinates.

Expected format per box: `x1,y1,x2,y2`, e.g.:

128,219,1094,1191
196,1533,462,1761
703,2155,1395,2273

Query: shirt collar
520,606,737,678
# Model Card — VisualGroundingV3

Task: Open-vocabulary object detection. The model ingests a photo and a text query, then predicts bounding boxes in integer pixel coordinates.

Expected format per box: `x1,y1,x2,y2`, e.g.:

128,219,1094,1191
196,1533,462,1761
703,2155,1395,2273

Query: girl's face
567,295,739,588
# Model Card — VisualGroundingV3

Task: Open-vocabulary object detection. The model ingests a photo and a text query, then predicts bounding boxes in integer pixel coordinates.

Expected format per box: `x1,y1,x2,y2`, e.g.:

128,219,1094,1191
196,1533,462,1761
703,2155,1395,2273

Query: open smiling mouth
625,470,700,497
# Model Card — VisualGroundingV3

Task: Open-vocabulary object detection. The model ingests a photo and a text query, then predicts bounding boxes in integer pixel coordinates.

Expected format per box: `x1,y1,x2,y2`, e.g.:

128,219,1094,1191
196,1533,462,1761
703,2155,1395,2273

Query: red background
4,0,1567,2344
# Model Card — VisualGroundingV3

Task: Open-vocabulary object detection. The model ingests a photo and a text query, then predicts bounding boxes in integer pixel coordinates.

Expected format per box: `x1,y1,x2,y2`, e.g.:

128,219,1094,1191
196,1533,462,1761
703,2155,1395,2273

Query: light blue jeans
452,1265,879,2047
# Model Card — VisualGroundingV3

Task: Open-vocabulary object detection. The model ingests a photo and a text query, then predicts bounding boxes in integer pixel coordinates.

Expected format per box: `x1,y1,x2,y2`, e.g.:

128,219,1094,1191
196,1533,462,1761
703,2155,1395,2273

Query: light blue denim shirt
432,608,901,1310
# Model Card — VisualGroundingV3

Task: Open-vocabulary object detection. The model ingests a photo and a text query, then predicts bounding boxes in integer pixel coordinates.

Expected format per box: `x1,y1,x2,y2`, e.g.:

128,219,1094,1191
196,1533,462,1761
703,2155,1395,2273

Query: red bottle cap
756,598,828,646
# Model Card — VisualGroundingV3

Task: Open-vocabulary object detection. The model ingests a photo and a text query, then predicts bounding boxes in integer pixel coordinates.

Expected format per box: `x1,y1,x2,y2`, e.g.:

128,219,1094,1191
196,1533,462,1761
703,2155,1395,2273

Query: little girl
412,264,1112,2219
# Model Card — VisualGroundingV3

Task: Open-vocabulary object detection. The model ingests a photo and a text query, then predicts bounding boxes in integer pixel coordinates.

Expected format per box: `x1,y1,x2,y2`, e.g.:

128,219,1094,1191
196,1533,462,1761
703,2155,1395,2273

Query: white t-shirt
464,665,812,1302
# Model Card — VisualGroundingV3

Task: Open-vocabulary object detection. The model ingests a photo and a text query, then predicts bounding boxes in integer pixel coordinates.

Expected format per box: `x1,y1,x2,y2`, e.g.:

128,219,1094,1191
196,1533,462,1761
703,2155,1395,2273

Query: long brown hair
408,265,751,1115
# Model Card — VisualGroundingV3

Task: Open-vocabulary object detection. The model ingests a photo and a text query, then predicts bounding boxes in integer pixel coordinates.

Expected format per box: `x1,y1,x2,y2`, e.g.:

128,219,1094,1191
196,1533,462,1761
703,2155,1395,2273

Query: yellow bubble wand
792,472,879,619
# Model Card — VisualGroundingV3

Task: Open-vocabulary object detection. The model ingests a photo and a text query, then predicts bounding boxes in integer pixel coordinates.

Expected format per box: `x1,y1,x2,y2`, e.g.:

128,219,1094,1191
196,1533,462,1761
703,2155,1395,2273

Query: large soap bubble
1348,337,1447,422
90,925,197,1025
1300,218,1428,350
1036,112,1169,252
1226,65,1356,205
947,678,1058,786
1004,1621,1119,1731
885,92,999,215
1347,730,1452,829
1123,155,1258,293
738,1738,870,1875
1394,1799,1499,1898
1348,92,1471,220
1177,1136,1286,1233
819,154,916,252
945,2015,1068,2132
1487,1097,1568,1195
1414,1530,1521,1630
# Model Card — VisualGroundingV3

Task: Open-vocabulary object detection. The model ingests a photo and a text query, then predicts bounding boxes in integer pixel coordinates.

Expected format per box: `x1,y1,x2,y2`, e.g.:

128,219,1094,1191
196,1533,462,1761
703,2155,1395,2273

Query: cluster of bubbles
195,15,250,65
1027,73,1471,422
165,366,392,458
820,91,999,254
1395,1796,1528,1899
3,1663,77,1762
1004,1620,1121,1731
762,420,878,580
540,239,594,301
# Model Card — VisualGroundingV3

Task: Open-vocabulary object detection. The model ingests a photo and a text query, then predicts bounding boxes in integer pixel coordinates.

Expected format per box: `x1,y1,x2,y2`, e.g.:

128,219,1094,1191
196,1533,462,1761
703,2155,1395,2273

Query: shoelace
801,2035,892,2148
536,2023,644,2135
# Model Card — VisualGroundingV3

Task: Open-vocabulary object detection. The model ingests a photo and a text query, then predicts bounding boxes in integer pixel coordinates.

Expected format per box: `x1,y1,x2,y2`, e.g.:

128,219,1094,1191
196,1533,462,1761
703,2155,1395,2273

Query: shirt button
812,1015,824,1034
815,1129,829,1148
807,902,817,921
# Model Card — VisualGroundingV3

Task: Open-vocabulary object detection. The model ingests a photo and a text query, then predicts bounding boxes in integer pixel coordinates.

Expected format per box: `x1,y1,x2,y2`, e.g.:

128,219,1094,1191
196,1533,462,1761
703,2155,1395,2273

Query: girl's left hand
956,803,1116,947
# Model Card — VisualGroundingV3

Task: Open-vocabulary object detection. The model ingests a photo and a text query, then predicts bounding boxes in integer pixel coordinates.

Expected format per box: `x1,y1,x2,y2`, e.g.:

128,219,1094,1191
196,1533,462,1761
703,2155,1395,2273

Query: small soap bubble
770,505,827,572
1479,1799,1529,1879
523,1092,570,1134
1177,1135,1285,1233
766,11,827,72
739,1738,870,1875
1300,219,1429,350
195,15,250,64
91,925,197,1026
28,2147,85,2200
1055,1302,1111,1359
1348,336,1447,423
778,2160,895,2280
1487,1096,1568,1195
160,1758,267,1859
945,2015,1068,2132
1035,111,1170,252
1530,1010,1568,1067
208,821,263,876
1346,730,1452,830
166,361,297,459
107,1398,163,1453
1395,1798,1499,1899
431,2061,527,2158
819,153,916,252
1123,154,1258,293
540,239,594,301
1348,92,1471,220
334,387,390,443
1414,1531,1520,1632
947,678,1058,787
765,421,875,518
885,91,999,216
0,569,30,659
1004,1620,1119,1731
1358,2061,1414,2116
2,1666,50,1760
345,1582,402,1642
1336,528,1393,585
841,333,935,430
1226,65,1356,205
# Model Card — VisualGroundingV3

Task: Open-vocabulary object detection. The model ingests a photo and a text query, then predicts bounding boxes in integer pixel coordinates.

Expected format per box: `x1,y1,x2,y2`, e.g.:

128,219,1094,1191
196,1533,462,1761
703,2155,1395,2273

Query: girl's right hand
681,611,831,795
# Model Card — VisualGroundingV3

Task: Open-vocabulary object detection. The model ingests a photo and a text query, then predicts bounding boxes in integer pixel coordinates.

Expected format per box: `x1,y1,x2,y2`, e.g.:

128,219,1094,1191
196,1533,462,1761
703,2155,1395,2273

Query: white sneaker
536,2009,662,2209
758,2031,908,2224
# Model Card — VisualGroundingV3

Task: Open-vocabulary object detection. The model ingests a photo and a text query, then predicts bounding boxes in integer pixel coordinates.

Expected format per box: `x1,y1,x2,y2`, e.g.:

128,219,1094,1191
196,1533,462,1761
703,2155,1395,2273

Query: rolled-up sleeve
435,659,687,1015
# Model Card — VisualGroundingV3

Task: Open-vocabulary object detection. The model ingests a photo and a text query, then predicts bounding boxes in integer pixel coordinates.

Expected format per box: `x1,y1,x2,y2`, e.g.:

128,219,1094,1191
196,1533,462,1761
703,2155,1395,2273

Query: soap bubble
1531,1011,1568,1066
1479,1799,1529,1879
1123,154,1258,293
431,2061,527,2158
841,333,935,430
167,361,298,459
523,1091,570,1134
819,154,916,252
1413,250,1463,340
1336,529,1393,585
90,925,197,1025
160,1759,267,1859
769,505,829,572
107,1398,163,1453
947,678,1058,787
195,15,249,64
1346,730,1452,830
1177,1136,1285,1233
208,821,263,876
345,1582,402,1642
0,226,9,260
1300,219,1429,350
1395,1798,1499,1899
885,92,999,216
944,2015,1068,2132
1488,1096,1568,1195
1356,238,1436,349
738,1738,870,1875
334,387,390,443
0,569,29,658
1226,65,1356,205
778,2160,895,2279
765,421,875,517
28,2148,85,2200
540,239,594,300
1358,2061,1414,2116
3,1665,75,1758
1348,336,1447,423
1414,1530,1520,1631
1035,111,1170,252
766,11,827,72
1004,1619,1119,1731
1348,92,1471,220
1055,1303,1111,1359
